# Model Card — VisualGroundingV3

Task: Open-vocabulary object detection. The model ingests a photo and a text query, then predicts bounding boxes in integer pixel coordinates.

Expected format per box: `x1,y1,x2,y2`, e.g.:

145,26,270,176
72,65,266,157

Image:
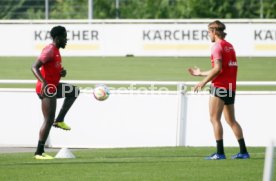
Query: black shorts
37,83,79,99
210,86,235,105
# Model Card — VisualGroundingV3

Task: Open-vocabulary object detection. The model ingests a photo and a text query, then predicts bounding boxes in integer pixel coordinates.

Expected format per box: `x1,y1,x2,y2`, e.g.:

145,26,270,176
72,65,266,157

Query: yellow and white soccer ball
93,84,110,101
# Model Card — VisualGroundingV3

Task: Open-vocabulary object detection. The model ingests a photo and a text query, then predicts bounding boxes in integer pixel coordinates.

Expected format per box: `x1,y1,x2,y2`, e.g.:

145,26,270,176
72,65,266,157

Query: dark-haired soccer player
188,20,250,160
32,26,79,159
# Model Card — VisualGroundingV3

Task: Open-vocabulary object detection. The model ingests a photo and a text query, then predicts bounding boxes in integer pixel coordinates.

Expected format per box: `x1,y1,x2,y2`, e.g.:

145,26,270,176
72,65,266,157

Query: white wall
184,92,276,147
0,20,276,57
0,88,275,148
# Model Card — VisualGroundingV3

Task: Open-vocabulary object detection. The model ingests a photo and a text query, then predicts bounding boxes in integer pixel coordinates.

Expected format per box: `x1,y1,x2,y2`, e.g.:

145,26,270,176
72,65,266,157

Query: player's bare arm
31,60,46,84
193,59,222,92
31,59,48,95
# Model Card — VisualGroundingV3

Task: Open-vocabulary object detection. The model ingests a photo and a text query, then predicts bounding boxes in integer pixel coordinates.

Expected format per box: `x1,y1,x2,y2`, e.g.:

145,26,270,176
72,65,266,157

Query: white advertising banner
0,20,275,57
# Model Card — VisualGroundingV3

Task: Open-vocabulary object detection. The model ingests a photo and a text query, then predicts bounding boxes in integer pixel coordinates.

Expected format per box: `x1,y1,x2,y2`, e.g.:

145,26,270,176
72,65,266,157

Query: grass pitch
0,147,270,181
0,56,276,90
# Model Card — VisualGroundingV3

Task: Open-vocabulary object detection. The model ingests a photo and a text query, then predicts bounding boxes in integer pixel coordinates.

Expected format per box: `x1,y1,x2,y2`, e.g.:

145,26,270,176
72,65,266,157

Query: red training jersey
35,43,62,94
211,39,238,91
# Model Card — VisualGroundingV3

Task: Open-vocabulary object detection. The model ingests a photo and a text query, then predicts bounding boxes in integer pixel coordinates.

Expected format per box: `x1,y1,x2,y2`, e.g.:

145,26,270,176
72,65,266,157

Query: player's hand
40,81,57,98
60,68,67,77
41,81,47,97
193,81,206,92
188,66,201,76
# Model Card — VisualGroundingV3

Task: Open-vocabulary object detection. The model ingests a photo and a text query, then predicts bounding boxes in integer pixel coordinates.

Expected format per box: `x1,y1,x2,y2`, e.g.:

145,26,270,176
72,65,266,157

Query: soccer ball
93,84,110,101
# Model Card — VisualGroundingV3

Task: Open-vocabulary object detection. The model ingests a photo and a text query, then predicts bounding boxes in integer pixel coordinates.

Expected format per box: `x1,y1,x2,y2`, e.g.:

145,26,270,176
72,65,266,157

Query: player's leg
205,87,226,160
53,83,79,130
35,97,56,158
223,104,244,139
209,96,225,155
223,104,250,159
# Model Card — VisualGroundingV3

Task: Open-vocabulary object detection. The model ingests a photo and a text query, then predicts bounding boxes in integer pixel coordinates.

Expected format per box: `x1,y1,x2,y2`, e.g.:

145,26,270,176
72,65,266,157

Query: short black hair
50,26,66,39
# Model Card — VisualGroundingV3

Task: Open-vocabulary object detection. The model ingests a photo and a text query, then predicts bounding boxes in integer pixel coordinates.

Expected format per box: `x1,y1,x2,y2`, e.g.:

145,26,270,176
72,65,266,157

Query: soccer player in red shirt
32,26,79,159
188,20,250,160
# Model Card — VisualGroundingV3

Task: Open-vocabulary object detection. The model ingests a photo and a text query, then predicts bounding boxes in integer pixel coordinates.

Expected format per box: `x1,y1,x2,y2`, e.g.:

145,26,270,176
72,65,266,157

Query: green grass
0,147,271,181
0,57,276,90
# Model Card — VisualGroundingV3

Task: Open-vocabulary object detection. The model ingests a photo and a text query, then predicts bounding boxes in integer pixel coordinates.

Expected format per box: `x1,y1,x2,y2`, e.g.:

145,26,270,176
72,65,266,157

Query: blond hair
208,20,227,39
